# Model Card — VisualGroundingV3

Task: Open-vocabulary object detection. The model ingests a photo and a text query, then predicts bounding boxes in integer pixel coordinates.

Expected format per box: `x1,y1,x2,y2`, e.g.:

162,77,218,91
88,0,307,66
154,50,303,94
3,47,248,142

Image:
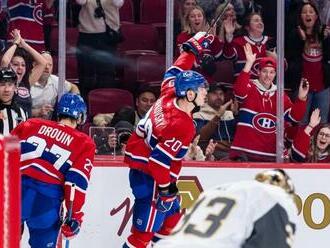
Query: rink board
21,158,330,247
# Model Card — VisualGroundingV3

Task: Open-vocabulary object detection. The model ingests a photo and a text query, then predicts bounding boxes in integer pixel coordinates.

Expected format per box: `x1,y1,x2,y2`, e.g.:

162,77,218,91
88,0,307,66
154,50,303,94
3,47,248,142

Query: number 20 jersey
155,181,298,248
124,53,197,187
11,118,96,208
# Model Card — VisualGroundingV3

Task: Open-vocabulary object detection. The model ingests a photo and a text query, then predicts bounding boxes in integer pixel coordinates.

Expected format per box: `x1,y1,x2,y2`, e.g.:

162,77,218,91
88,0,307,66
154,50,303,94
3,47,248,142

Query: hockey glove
200,54,216,76
182,32,215,57
61,212,83,240
156,183,179,213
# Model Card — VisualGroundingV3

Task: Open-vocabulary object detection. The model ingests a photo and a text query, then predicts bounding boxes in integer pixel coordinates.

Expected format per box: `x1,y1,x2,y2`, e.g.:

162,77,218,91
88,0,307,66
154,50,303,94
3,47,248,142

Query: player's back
11,118,95,185
155,180,297,248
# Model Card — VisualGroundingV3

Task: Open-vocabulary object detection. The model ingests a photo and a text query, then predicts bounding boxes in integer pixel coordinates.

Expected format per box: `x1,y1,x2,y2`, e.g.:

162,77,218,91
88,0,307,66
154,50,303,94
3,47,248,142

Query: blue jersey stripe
150,147,171,167
10,5,35,20
65,171,88,190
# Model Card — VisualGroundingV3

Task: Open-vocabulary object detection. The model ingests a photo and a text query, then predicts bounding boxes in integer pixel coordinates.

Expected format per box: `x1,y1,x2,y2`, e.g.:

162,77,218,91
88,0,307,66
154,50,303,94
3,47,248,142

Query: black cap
0,67,18,83
208,82,227,93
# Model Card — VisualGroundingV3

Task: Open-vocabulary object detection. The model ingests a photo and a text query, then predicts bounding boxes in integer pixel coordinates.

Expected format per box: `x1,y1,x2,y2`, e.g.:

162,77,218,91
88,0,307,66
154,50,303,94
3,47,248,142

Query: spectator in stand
133,84,158,126
223,12,276,79
92,84,157,128
0,67,27,135
290,108,330,162
174,0,197,42
1,29,46,117
176,6,224,83
31,51,80,119
75,0,124,101
285,1,330,124
230,44,308,162
184,134,217,161
193,83,238,160
7,0,55,52
95,120,134,155
215,2,241,42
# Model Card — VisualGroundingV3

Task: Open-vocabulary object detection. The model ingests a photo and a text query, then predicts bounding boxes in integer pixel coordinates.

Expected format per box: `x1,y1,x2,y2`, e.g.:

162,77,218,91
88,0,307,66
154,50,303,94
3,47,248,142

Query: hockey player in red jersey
11,93,95,248
229,43,309,162
123,32,210,248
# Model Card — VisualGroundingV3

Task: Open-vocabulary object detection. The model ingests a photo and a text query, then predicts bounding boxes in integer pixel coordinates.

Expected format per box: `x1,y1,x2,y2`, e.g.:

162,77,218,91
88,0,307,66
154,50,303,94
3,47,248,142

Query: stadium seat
140,0,166,24
50,27,79,55
118,23,159,52
87,88,134,117
120,0,135,23
136,54,166,84
122,53,165,92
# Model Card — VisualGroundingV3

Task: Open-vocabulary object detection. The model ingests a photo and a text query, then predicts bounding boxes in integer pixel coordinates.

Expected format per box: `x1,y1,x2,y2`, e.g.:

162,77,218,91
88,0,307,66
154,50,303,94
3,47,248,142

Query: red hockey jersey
11,118,96,213
230,72,306,161
7,0,48,52
223,35,272,78
291,127,330,163
124,53,197,187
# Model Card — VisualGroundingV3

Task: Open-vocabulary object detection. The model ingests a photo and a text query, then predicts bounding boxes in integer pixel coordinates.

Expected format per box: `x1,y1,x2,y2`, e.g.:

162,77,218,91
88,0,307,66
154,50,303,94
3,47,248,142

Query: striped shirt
0,103,27,135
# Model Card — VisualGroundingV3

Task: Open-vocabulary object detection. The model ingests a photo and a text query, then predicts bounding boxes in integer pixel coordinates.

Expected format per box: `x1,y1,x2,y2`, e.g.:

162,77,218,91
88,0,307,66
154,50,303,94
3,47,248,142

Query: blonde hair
182,6,208,34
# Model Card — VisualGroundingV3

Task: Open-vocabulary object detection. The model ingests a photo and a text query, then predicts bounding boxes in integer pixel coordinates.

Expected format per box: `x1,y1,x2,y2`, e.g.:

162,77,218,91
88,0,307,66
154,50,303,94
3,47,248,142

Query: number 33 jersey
11,118,96,191
155,181,298,248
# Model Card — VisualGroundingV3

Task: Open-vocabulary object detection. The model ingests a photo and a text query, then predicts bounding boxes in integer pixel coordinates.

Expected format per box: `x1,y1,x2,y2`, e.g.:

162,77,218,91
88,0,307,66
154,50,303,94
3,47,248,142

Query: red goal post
0,136,21,248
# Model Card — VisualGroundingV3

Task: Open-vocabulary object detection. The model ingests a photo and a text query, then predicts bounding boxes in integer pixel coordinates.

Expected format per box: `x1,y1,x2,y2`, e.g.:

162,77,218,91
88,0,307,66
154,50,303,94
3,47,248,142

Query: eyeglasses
318,132,330,138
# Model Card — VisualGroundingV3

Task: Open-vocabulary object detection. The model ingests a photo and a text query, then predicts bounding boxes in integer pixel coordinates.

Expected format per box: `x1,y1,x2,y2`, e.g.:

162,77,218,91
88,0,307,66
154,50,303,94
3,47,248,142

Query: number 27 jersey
11,118,96,188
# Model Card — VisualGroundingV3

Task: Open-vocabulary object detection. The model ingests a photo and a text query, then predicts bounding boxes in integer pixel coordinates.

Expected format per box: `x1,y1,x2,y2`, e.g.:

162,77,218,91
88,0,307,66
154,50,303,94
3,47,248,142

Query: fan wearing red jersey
229,43,309,162
11,93,95,248
123,32,210,248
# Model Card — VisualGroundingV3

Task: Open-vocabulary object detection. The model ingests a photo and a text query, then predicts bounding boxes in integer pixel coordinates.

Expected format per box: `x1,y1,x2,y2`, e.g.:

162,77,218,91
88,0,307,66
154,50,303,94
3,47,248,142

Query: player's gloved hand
200,54,216,76
61,212,83,240
182,32,215,57
156,183,179,212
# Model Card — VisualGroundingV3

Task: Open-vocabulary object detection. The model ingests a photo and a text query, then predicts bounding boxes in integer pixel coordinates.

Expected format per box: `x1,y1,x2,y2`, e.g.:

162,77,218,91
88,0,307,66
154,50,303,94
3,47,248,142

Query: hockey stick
206,0,232,34
65,183,76,248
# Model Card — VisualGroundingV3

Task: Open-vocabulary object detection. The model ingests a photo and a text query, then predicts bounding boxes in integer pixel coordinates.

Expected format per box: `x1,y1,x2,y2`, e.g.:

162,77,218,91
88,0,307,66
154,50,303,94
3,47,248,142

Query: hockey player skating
155,169,298,248
123,32,211,247
11,93,95,248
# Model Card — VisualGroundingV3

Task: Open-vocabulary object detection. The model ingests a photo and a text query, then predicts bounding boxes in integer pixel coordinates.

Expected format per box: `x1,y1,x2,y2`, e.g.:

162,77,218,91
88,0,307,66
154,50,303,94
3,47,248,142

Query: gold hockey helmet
255,169,295,195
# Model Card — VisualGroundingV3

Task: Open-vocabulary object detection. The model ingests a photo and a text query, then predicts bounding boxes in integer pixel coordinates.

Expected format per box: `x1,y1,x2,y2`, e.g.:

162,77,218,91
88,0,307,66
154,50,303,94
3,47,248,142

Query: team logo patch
33,4,43,25
17,87,30,98
251,58,261,77
252,113,276,134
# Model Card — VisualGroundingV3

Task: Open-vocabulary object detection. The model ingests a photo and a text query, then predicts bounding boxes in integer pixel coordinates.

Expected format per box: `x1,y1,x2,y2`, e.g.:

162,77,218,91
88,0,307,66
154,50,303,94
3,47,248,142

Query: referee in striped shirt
0,67,27,135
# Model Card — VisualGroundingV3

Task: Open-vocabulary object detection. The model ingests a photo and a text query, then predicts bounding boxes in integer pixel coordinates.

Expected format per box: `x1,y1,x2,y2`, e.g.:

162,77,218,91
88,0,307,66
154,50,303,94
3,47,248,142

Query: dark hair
12,48,32,89
296,1,322,41
309,123,330,162
240,12,263,35
109,106,135,127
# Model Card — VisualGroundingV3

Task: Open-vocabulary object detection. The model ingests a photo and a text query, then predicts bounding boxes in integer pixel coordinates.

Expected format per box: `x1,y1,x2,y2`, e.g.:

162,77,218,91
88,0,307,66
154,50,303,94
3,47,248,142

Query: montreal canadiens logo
251,58,261,77
33,4,43,25
252,113,276,133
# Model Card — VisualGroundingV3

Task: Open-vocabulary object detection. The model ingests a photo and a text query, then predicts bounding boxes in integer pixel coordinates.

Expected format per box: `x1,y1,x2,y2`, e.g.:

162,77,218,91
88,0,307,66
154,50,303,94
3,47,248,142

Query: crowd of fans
0,0,329,162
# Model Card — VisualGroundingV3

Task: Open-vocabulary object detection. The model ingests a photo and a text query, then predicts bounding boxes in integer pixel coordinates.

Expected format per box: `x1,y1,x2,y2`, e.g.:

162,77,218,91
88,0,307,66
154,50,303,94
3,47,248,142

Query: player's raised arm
161,32,214,94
